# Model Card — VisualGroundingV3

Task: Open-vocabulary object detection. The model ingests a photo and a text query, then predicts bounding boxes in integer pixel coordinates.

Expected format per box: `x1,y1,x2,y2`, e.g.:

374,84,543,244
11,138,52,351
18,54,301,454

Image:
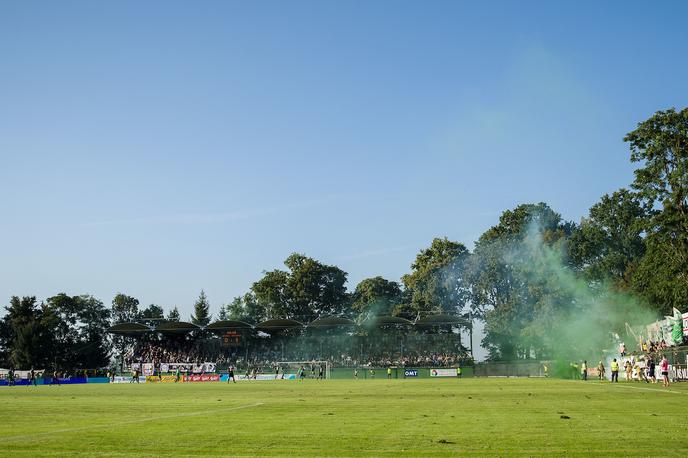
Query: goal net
276,361,331,380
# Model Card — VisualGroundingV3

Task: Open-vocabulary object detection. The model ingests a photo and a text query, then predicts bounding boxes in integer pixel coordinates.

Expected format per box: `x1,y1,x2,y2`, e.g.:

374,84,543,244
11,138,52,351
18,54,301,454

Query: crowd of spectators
124,337,471,371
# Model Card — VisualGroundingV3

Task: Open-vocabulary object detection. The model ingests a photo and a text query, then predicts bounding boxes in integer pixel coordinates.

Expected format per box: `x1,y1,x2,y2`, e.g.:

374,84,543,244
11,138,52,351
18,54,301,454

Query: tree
190,290,212,326
46,293,111,369
111,293,139,368
251,254,350,321
227,293,265,323
569,189,647,286
284,253,350,319
402,238,471,317
251,270,290,318
139,304,165,327
624,108,688,312
217,303,229,321
166,306,181,322
351,276,402,318
2,296,56,369
468,203,574,360
111,293,139,323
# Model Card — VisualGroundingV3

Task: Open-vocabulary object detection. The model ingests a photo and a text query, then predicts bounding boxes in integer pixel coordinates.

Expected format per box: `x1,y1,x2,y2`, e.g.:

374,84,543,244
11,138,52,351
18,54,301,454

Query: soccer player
29,368,37,387
353,368,358,380
387,367,392,380
318,365,324,380
597,361,605,380
51,370,60,386
610,358,619,382
456,366,462,379
227,366,236,384
581,360,588,381
370,369,375,379
543,363,549,378
8,368,15,386
275,365,280,380
299,365,306,381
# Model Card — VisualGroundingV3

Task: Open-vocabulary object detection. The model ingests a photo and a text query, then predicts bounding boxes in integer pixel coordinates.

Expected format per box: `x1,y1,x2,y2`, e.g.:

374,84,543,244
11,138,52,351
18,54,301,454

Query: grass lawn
1,378,686,456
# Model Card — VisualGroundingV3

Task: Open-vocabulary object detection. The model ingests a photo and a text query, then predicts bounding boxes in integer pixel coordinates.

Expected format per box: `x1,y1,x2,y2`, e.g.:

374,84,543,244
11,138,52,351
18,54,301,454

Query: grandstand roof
107,322,153,336
255,319,305,331
155,321,200,334
364,315,414,327
205,320,253,334
415,313,471,327
307,316,356,328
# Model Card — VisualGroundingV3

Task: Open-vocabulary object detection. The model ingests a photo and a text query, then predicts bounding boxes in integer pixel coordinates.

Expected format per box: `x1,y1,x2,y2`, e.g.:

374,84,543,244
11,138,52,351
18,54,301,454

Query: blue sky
1,1,687,356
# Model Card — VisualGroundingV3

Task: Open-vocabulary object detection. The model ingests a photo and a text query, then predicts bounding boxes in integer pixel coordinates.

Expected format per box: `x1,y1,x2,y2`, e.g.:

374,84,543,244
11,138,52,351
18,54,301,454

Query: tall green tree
569,189,647,286
111,293,139,367
227,293,265,323
469,203,574,360
190,290,212,326
251,254,350,321
139,304,164,326
166,306,181,322
624,108,688,313
284,253,350,319
2,296,56,369
217,303,229,321
351,276,402,318
45,293,111,369
111,293,139,323
402,238,471,317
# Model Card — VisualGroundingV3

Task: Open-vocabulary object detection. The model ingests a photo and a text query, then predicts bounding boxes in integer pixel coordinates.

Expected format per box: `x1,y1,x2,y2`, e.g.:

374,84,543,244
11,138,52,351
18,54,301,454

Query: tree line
1,108,686,367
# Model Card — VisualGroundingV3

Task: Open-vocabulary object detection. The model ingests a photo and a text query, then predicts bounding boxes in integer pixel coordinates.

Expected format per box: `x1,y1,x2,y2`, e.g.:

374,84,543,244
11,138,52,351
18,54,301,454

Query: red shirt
661,359,669,371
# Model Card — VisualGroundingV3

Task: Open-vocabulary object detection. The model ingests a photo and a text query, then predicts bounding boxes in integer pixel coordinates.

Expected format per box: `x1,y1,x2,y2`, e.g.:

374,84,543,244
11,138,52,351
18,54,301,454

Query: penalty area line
0,402,265,443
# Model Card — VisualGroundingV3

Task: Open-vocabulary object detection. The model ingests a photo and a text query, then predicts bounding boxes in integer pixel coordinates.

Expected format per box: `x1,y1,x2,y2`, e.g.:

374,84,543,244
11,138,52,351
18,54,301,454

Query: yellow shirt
611,361,619,371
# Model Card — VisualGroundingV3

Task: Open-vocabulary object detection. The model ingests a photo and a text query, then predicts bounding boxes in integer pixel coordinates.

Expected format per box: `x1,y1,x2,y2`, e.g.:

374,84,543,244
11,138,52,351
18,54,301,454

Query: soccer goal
276,361,331,380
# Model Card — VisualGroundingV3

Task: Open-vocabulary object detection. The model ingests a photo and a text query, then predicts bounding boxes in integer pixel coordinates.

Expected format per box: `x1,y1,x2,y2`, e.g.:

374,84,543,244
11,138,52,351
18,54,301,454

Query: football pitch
1,378,686,456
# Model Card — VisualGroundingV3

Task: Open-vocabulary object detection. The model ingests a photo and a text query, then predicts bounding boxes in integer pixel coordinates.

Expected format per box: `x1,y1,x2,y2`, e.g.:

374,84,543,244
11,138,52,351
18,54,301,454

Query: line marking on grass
589,382,688,395
0,402,265,443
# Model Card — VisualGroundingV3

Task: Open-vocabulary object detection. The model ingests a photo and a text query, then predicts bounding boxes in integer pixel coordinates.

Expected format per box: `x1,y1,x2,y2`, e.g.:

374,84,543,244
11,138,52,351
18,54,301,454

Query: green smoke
498,220,658,363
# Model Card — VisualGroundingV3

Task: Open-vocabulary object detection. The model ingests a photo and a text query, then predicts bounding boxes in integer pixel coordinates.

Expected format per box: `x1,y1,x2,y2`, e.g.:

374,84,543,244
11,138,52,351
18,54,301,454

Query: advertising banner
683,312,688,336
404,369,419,378
220,374,296,382
112,376,146,383
430,368,457,377
135,362,216,374
146,375,178,383
183,374,220,382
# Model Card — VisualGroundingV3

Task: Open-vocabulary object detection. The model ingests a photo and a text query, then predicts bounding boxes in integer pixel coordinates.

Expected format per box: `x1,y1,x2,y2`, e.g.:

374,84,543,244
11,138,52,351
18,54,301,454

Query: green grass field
1,378,687,456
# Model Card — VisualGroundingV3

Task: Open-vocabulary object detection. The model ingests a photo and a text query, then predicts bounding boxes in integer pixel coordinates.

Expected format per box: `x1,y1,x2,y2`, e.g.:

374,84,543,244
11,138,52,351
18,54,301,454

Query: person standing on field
581,360,588,381
456,366,462,379
610,359,619,382
387,367,392,380
660,355,670,387
597,361,605,380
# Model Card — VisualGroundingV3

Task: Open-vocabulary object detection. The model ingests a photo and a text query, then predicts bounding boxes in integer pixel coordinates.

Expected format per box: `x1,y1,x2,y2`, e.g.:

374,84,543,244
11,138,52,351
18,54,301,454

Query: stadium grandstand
106,314,474,378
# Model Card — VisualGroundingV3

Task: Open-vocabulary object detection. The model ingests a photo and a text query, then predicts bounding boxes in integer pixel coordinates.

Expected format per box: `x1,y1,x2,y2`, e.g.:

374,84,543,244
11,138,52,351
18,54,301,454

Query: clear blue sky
1,1,687,346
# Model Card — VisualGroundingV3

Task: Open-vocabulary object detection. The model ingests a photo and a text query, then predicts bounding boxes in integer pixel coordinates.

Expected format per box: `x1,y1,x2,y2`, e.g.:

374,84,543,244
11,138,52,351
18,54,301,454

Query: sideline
0,402,265,442
588,381,688,396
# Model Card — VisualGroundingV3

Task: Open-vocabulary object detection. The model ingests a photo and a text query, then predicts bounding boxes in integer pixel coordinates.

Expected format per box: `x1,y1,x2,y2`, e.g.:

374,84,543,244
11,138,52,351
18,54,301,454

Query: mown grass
1,378,686,456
